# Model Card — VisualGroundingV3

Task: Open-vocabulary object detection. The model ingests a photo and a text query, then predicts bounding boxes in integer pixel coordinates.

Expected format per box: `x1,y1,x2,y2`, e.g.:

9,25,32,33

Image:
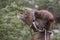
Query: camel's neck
22,17,32,26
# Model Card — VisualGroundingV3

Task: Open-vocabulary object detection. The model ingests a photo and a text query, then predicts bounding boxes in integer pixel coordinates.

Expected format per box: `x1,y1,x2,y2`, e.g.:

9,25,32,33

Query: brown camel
17,8,55,40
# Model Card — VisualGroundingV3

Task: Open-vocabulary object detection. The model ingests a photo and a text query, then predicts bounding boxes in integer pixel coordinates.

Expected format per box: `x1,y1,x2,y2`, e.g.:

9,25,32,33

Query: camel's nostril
17,15,20,19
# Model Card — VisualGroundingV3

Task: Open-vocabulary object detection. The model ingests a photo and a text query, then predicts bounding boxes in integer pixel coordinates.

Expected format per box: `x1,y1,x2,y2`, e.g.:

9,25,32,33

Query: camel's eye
20,12,23,14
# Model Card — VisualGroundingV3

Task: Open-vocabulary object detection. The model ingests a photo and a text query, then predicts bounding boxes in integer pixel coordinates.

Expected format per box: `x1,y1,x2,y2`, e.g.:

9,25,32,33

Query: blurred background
0,0,60,40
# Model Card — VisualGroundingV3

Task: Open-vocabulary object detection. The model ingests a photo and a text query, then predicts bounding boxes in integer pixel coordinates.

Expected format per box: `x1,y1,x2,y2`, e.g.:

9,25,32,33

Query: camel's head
17,8,32,21
17,10,26,20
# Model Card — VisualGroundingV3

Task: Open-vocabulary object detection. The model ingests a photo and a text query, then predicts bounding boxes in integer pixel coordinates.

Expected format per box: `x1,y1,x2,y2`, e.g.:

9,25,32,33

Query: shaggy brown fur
35,10,55,31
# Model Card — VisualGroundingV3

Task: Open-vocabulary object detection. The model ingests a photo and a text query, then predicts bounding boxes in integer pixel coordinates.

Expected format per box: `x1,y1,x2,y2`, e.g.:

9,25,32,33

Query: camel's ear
35,11,39,15
35,11,41,19
18,10,24,12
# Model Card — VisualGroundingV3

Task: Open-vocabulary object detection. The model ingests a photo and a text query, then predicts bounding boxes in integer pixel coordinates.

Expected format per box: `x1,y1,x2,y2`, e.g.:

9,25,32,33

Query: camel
17,8,55,40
